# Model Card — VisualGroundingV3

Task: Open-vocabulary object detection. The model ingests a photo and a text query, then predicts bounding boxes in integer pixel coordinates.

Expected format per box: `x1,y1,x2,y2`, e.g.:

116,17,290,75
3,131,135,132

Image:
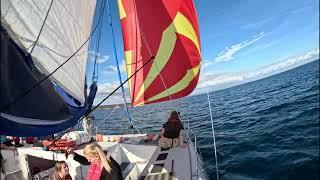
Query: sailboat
0,0,210,179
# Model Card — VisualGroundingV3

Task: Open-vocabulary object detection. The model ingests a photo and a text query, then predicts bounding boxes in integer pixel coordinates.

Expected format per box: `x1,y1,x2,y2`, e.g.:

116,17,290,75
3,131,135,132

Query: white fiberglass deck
1,134,207,180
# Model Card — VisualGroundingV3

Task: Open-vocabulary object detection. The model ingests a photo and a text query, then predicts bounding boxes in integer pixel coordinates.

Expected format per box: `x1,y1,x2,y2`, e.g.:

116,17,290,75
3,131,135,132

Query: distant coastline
93,103,131,109
195,58,319,95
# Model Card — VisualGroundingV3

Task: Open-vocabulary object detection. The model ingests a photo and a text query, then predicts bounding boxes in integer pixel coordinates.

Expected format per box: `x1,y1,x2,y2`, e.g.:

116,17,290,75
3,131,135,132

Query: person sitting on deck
68,143,123,180
52,161,72,180
157,111,187,149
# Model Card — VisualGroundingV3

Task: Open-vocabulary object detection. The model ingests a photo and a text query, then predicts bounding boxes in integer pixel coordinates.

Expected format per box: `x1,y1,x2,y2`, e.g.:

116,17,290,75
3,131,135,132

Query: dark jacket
73,152,123,180
163,121,184,139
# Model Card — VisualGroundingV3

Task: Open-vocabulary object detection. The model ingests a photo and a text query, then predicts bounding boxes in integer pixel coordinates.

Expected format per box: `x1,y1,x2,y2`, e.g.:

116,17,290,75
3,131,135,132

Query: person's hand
180,143,187,148
65,148,75,159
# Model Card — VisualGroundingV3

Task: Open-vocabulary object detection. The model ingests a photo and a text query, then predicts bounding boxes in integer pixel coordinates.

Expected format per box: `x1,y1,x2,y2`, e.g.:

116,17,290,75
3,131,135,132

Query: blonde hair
84,143,111,173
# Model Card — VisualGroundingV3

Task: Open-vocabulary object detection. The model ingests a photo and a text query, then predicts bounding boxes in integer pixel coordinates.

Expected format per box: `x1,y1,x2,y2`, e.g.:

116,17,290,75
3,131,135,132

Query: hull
1,134,208,180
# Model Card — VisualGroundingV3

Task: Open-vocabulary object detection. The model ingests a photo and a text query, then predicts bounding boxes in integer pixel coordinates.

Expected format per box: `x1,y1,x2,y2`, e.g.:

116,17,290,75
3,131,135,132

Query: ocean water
88,60,319,180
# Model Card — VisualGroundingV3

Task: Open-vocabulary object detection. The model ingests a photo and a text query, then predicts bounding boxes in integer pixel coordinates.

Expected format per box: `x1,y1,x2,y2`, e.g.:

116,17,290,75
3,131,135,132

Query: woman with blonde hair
70,143,123,180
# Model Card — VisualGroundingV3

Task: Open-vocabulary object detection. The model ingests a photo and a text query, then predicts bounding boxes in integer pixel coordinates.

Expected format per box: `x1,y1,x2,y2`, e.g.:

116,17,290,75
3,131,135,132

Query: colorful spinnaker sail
118,0,201,106
0,0,97,136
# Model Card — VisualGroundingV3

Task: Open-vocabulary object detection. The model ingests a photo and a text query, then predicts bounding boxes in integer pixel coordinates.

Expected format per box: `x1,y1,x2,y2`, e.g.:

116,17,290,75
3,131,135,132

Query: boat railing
194,134,209,180
184,119,209,180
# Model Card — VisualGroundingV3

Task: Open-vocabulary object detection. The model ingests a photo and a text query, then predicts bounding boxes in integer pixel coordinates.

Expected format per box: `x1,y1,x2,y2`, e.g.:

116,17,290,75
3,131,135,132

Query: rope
130,121,141,134
94,105,118,134
207,92,219,180
106,0,133,127
132,0,175,109
92,0,105,83
29,0,54,54
83,55,155,118
0,0,107,112
132,1,152,58
45,128,73,150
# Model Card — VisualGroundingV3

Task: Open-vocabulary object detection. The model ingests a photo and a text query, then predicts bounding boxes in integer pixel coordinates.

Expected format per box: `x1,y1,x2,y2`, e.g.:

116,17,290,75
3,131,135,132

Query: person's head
83,143,111,173
54,161,69,177
168,111,181,122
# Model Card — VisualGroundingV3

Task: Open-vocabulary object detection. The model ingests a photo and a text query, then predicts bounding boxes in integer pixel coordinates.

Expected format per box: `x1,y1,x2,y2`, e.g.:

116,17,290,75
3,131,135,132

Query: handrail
194,136,198,176
184,122,210,180
207,92,219,180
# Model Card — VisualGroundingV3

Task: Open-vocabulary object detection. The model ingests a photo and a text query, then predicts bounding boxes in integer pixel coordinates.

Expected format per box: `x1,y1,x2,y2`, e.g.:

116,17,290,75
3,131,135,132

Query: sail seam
29,0,54,54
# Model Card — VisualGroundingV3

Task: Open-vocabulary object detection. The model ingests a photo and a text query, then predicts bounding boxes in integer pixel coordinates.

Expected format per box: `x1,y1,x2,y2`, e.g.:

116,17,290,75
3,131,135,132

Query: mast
106,0,133,126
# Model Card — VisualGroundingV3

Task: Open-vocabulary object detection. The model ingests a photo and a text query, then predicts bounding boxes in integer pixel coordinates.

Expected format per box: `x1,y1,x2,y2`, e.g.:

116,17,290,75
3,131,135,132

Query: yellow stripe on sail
135,12,201,101
174,12,201,55
117,0,126,19
134,101,145,106
145,64,201,103
125,50,132,93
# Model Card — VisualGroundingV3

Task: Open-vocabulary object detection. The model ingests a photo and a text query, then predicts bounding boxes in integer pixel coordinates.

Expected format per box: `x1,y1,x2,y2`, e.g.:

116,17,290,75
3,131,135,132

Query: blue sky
87,0,319,104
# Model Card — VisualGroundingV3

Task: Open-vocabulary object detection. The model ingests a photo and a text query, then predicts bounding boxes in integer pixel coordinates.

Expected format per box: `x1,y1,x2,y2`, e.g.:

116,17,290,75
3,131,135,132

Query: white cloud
103,66,117,73
102,59,127,75
93,49,319,104
96,82,120,94
202,60,211,68
240,5,313,30
196,48,319,94
120,60,127,73
198,72,243,89
93,81,131,105
88,51,110,64
215,32,265,62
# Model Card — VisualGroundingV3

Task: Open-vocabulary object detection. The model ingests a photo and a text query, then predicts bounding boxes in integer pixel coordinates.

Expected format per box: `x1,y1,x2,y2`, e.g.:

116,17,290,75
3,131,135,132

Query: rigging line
129,0,153,104
154,62,174,108
133,1,174,108
84,55,155,116
46,127,73,150
132,1,175,111
94,105,118,134
131,0,139,103
0,0,107,112
92,0,105,83
132,0,152,57
207,92,219,180
4,30,88,58
29,0,54,54
106,0,133,126
130,121,141,134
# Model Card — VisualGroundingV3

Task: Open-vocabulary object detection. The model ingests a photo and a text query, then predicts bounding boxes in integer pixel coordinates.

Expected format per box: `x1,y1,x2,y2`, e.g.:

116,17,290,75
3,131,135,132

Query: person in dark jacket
158,111,187,149
70,143,123,180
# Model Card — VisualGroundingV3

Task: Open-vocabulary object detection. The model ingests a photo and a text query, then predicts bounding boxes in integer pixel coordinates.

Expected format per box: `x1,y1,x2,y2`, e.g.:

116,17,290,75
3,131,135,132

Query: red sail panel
118,0,201,106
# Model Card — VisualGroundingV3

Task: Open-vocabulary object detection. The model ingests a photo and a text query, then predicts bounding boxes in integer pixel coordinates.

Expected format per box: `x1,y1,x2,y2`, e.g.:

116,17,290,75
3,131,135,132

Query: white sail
1,0,96,104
